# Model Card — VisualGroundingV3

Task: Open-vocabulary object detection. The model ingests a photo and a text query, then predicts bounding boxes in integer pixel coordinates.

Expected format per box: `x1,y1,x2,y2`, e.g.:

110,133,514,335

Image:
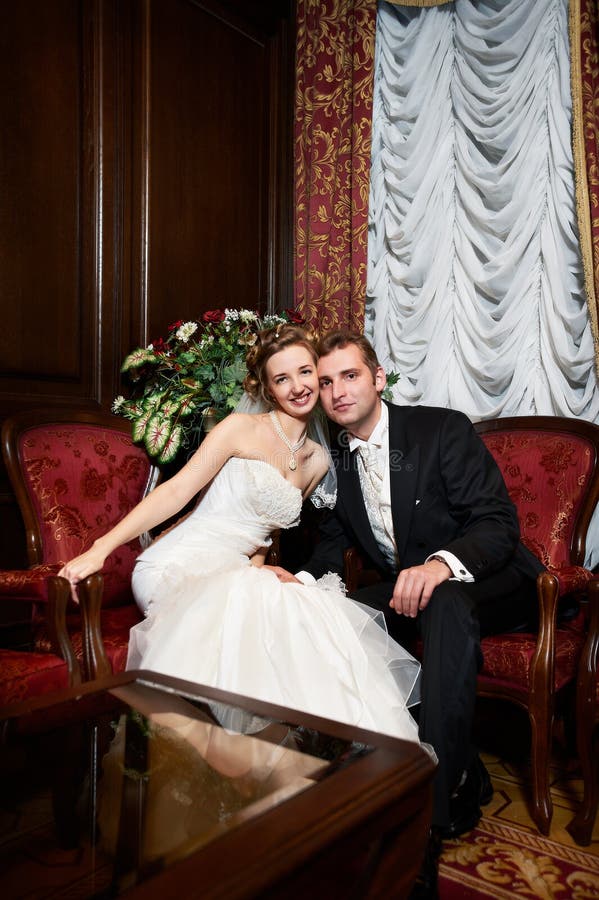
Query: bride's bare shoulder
216,412,267,433
227,412,269,434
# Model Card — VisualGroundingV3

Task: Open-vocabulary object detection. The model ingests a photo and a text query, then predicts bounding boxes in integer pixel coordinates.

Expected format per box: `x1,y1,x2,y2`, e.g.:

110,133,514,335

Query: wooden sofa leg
530,709,553,836
567,726,598,845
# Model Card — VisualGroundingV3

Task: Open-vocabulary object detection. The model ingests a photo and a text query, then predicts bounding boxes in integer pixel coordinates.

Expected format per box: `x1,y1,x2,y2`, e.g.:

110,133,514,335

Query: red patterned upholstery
479,428,595,577
0,648,70,707
480,615,586,689
15,424,152,606
1,407,159,684
0,571,81,709
473,417,599,836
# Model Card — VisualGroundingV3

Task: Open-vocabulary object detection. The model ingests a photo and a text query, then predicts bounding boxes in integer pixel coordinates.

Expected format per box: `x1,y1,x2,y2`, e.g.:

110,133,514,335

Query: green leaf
157,424,183,464
178,396,198,417
226,384,244,410
144,414,172,456
120,399,145,420
131,408,153,443
209,383,226,404
121,348,159,372
382,370,400,402
222,359,247,384
194,364,216,380
143,391,167,411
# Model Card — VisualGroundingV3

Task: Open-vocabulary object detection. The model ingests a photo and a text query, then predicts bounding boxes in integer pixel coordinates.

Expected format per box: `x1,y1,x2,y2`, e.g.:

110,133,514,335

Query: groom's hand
390,559,452,618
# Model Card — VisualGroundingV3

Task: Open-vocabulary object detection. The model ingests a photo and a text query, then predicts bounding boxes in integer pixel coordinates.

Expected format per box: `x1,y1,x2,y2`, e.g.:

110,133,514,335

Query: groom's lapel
387,404,419,563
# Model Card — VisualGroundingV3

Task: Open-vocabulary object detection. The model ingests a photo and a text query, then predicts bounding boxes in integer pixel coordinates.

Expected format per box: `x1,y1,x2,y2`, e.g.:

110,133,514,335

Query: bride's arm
59,414,253,585
249,548,269,568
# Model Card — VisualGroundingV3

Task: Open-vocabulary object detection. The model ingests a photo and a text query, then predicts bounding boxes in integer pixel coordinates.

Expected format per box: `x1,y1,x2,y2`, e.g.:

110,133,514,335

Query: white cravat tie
358,443,383,487
356,442,397,567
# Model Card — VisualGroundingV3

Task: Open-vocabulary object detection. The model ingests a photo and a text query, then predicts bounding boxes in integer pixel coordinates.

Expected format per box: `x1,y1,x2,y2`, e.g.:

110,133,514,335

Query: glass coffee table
0,670,435,899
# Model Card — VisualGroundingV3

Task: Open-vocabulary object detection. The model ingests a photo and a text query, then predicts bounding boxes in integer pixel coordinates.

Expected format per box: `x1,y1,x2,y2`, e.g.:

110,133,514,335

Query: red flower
285,308,305,325
168,320,183,332
202,309,226,323
152,337,166,352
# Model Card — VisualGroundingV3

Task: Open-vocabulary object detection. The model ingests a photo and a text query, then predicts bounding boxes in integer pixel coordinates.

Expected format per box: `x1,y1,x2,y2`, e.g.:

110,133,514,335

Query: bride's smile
265,344,319,422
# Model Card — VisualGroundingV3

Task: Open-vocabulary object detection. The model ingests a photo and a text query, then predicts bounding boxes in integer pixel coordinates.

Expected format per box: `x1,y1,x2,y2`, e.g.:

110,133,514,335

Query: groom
294,330,542,892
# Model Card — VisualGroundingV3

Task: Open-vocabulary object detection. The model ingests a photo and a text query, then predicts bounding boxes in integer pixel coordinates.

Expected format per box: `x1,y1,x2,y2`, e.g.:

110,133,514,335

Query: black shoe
440,755,492,840
408,827,442,899
477,755,493,806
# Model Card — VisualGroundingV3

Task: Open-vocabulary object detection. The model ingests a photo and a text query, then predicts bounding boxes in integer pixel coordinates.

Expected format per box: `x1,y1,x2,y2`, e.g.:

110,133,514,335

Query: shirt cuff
295,570,317,585
426,551,474,582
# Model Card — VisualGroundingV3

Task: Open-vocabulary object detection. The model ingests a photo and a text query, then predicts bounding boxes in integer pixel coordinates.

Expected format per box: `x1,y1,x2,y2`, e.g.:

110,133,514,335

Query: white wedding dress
127,457,422,743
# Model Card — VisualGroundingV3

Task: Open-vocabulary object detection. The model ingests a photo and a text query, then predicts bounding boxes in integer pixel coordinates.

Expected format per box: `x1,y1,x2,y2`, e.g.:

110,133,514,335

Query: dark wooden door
0,0,294,567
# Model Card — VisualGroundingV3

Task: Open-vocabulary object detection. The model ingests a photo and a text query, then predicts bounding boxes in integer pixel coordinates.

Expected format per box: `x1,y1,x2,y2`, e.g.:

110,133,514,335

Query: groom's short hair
318,331,380,380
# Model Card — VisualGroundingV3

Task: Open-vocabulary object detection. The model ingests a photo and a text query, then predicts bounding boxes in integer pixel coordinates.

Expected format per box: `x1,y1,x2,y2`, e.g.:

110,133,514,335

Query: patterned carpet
438,749,599,899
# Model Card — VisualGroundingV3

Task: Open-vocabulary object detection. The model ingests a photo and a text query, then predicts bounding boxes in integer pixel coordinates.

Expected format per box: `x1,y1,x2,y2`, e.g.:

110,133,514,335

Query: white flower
224,308,240,322
112,395,126,413
147,343,153,351
175,321,198,342
239,309,258,323
199,336,214,349
263,314,286,327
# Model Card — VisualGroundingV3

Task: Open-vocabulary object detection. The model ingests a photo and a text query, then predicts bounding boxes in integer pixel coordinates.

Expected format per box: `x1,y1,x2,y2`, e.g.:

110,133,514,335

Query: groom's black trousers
351,564,537,829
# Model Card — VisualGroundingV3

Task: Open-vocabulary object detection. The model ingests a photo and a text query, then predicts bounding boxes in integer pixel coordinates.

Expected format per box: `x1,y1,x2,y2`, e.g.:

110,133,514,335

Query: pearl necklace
269,410,307,471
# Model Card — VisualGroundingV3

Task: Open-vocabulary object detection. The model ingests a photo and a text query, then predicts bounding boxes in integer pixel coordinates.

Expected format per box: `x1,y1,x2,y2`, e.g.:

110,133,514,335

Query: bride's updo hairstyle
244,322,319,407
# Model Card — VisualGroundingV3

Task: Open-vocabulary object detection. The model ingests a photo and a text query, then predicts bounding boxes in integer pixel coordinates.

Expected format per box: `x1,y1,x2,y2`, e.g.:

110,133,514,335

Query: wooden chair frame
1,405,159,682
472,416,599,835
567,581,599,845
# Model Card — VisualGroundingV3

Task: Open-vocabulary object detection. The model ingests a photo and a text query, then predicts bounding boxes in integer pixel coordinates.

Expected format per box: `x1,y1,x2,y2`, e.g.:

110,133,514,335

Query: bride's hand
263,565,301,584
58,544,108,602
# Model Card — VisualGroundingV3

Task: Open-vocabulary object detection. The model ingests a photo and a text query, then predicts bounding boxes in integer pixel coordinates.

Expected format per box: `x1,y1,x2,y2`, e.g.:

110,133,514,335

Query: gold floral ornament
112,308,305,465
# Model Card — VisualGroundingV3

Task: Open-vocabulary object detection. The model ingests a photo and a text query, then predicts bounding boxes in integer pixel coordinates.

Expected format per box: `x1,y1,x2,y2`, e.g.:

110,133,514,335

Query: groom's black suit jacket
305,403,543,584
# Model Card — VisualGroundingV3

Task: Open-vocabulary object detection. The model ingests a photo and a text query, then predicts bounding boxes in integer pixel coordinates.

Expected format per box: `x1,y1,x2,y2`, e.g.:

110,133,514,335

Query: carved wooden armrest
76,572,112,681
0,570,81,686
46,575,82,685
343,547,382,594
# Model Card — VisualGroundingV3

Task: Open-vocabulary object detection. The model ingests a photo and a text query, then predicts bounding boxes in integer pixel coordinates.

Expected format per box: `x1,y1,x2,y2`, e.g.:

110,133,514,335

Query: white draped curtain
366,0,599,425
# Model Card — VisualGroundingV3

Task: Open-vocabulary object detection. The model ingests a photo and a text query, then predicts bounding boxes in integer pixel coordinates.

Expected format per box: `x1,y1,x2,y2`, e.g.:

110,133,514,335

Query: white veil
234,392,337,508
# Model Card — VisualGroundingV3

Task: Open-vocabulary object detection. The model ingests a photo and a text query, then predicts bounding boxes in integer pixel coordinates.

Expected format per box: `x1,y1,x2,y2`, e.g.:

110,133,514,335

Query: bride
59,323,423,743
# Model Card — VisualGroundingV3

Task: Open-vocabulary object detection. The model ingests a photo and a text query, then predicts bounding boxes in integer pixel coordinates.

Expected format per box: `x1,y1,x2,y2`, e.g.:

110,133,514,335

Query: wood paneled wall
0,0,294,567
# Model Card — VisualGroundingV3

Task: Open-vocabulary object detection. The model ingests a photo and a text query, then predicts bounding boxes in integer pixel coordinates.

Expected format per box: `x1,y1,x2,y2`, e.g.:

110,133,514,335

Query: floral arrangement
112,308,304,464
